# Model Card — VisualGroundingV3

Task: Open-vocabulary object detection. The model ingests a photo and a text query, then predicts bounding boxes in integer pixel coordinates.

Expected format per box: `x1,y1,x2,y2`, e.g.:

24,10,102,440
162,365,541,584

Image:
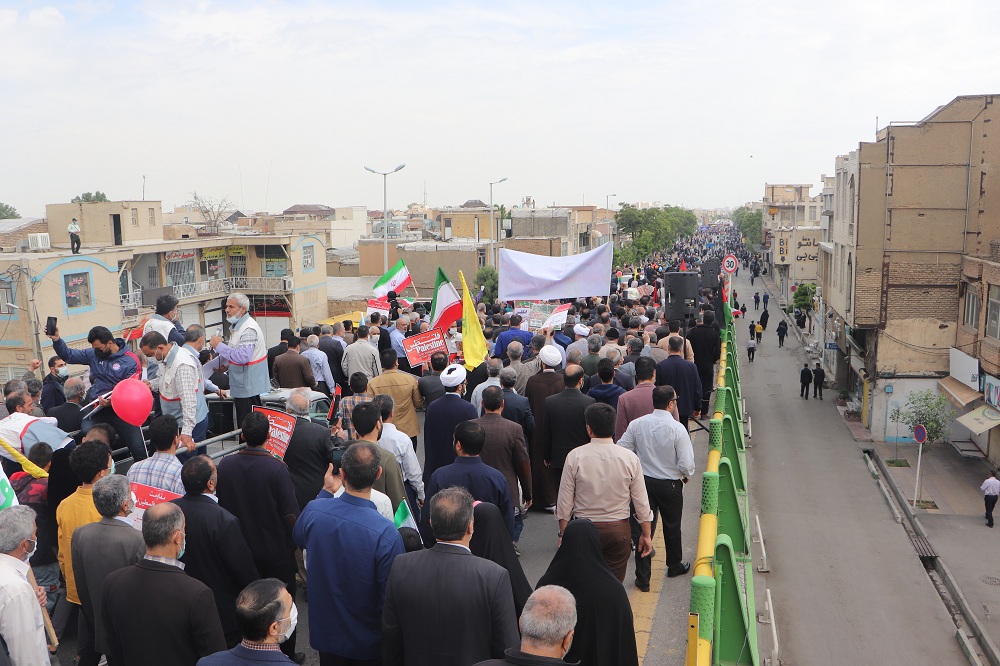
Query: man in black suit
318,324,347,394
101,502,226,666
498,368,533,445
383,486,519,666
541,365,595,489
282,390,338,510
417,352,448,408
685,311,721,415
172,456,260,647
47,376,85,433
267,328,294,379
654,336,703,429
71,474,146,665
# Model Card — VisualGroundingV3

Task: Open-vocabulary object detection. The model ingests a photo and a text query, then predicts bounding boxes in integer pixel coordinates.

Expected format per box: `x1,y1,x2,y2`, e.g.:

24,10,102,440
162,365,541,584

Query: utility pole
22,266,42,361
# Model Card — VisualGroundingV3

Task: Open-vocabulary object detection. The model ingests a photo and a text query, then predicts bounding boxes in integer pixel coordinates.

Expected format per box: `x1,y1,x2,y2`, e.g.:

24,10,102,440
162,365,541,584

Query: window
0,282,13,314
63,272,92,309
965,286,980,329
478,249,486,267
148,266,160,288
302,245,315,270
131,208,138,226
987,285,1000,339
229,254,247,278
148,208,156,226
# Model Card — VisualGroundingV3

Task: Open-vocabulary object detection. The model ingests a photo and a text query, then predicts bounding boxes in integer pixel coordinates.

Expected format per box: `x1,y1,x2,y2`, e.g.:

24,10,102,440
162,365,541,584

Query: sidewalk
850,421,1000,662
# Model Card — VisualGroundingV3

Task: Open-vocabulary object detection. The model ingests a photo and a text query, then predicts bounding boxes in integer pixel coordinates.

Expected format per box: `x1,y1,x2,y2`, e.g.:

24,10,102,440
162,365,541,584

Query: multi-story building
817,95,999,443
0,200,328,378
761,184,823,304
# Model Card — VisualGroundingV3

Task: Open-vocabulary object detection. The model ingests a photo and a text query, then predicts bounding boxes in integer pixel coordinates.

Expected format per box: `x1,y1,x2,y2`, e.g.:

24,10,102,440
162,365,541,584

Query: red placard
252,406,298,460
401,328,450,367
130,482,182,531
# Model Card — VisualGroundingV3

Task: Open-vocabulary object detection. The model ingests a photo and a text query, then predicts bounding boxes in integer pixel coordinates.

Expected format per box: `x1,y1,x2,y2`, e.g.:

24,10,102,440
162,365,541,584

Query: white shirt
379,422,425,500
333,487,394,520
983,477,1000,496
0,553,50,666
469,377,501,416
617,409,696,480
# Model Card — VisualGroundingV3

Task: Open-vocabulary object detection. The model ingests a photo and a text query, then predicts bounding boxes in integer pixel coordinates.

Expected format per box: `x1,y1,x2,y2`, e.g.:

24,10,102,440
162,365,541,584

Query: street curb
870,448,1000,666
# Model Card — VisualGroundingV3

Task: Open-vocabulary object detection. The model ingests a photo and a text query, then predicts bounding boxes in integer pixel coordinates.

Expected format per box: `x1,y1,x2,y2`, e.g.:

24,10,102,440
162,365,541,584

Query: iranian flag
394,498,420,535
373,259,412,298
0,466,17,509
428,268,463,332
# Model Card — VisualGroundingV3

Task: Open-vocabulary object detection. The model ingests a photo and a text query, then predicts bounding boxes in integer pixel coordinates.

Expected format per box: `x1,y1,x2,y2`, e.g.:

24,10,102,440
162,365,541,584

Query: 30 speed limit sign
722,254,738,273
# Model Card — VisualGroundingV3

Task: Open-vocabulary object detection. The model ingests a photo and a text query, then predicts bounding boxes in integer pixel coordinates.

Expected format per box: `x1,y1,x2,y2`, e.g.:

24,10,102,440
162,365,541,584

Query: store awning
956,404,1000,436
938,376,983,409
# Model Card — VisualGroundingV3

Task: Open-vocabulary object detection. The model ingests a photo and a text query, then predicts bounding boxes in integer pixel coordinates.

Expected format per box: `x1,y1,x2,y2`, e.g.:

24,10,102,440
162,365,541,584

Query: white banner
498,243,613,301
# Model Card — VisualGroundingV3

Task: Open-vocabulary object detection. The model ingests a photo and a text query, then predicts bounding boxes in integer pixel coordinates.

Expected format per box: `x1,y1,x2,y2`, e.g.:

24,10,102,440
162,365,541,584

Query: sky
3,0,1000,219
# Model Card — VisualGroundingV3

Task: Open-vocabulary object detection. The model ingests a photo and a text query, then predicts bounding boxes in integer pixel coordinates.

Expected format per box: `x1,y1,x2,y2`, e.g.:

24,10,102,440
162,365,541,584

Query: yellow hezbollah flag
458,270,488,371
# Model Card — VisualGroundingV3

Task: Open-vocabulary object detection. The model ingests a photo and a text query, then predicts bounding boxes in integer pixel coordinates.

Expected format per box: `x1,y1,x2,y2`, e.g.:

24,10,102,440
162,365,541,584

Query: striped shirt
338,395,373,440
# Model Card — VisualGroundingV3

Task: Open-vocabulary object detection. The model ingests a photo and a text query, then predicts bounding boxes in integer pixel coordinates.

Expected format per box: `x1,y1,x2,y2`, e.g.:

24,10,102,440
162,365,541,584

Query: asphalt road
738,270,966,664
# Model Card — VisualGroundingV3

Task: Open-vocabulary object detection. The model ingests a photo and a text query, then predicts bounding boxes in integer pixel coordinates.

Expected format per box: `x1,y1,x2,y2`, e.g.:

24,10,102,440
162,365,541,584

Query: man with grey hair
282,388,340,511
71,474,146,664
49,376,86,433
0,504,50,665
470,358,504,416
473,585,577,665
301,334,335,397
209,292,271,428
498,367,534,446
101,502,226,665
581,334,603,376
383,486,520,665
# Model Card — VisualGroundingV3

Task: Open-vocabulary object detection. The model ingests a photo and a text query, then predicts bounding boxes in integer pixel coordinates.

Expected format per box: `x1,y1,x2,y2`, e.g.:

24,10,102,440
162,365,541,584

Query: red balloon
111,378,154,427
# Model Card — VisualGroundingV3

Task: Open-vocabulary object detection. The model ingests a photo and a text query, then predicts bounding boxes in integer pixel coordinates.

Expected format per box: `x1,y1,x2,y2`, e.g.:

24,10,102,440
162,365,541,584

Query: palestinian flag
428,268,463,332
394,498,419,533
373,259,412,299
0,467,17,509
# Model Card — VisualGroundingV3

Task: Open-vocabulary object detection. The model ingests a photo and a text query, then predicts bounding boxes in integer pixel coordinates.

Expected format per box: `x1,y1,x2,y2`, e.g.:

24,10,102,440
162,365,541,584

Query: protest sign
252,406,298,460
539,303,572,330
130,482,182,531
401,328,449,366
366,299,390,321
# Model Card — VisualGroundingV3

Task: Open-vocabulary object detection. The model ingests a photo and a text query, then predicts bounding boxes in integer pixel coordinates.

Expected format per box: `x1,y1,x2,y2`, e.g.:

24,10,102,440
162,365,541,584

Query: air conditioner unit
282,277,294,291
16,240,29,253
28,233,51,250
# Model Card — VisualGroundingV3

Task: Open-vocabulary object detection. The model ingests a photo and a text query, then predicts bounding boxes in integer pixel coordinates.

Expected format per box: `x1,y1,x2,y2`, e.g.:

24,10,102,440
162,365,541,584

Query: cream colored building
761,184,823,304
0,200,329,378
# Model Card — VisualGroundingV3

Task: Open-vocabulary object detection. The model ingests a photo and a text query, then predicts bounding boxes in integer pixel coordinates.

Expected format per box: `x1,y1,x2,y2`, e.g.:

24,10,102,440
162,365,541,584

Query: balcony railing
173,278,228,300
228,276,292,292
120,291,142,308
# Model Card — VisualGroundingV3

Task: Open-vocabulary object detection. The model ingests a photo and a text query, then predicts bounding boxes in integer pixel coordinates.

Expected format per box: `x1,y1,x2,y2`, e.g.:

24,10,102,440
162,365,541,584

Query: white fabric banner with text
498,243,613,301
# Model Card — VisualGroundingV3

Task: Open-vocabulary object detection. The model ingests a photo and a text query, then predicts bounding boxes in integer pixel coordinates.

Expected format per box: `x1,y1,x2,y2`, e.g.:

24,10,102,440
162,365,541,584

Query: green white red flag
428,268,463,332
373,259,412,298
0,467,18,509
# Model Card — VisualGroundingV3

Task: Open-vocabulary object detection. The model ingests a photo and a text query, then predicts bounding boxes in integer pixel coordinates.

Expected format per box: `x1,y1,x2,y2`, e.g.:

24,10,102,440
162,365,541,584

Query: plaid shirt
338,394,372,440
127,452,185,496
143,554,185,570
241,640,281,652
172,358,202,436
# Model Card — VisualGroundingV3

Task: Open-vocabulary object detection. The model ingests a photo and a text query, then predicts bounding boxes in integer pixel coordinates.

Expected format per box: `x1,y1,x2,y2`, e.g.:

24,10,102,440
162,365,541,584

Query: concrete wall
870,377,939,443
510,208,571,239
358,239,404,276
503,237,563,257
399,243,483,290
326,258,360,277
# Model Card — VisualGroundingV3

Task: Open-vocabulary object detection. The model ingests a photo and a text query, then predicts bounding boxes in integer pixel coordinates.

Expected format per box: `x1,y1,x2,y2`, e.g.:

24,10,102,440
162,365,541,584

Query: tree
0,202,18,219
71,191,109,203
731,206,763,246
190,192,235,232
475,265,498,305
890,389,955,447
613,204,698,266
792,283,816,313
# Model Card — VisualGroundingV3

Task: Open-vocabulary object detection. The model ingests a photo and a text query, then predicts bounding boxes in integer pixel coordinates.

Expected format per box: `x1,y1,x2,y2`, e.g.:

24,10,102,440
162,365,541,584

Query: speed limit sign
722,254,738,274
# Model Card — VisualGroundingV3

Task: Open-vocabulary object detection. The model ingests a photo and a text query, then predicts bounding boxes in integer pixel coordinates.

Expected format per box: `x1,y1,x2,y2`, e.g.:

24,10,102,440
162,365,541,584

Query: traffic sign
722,254,738,274
913,423,927,444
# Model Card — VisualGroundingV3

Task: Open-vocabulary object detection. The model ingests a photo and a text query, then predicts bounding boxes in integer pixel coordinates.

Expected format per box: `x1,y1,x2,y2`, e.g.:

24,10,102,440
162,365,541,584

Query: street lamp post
606,193,616,246
489,177,507,267
365,164,406,273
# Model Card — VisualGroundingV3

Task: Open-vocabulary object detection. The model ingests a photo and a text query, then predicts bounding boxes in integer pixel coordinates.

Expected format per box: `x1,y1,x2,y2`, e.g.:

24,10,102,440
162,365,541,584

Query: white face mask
23,538,37,561
278,603,298,643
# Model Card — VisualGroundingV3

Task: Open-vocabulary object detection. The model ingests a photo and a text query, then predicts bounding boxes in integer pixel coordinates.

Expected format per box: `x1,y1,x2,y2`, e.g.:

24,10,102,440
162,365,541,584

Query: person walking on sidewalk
776,320,788,347
983,471,1000,528
748,320,756,341
800,364,812,399
812,362,826,400
755,322,763,344
746,337,756,363
759,308,770,331
763,293,770,310
753,292,760,311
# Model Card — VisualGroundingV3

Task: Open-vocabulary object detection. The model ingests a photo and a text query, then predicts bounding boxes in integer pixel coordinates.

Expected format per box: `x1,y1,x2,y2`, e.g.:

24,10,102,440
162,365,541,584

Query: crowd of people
0,226,762,666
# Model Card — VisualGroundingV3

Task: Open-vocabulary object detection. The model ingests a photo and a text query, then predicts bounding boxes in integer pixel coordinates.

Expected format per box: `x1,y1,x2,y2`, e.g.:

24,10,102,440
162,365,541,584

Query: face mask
23,538,37,561
278,603,298,643
177,534,187,560
154,348,167,363
449,327,457,335
109,458,116,475
57,367,68,378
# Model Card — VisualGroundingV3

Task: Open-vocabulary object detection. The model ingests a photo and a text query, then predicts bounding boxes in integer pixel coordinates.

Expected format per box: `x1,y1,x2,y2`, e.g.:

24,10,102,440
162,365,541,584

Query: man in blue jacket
197,579,297,665
49,325,146,460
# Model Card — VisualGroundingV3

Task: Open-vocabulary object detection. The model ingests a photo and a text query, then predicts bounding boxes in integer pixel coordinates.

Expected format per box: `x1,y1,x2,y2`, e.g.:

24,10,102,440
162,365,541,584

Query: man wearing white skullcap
566,324,592,360
422,363,478,488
